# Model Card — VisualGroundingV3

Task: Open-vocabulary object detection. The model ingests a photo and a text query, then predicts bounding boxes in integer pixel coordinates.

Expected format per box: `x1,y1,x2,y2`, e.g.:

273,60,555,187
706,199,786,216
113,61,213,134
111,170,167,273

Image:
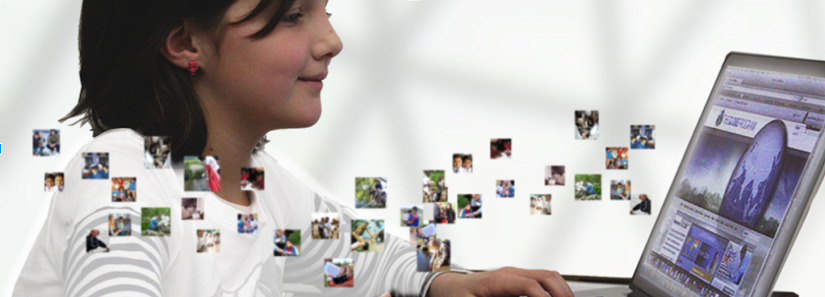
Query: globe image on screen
720,120,787,229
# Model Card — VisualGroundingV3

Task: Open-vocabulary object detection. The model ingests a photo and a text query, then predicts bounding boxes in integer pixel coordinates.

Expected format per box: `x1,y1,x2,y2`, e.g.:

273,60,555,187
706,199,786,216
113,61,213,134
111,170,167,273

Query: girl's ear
161,20,207,70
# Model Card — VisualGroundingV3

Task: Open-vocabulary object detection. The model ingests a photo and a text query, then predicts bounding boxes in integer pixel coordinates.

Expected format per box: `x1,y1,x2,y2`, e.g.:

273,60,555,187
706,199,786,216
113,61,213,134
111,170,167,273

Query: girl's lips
298,72,327,90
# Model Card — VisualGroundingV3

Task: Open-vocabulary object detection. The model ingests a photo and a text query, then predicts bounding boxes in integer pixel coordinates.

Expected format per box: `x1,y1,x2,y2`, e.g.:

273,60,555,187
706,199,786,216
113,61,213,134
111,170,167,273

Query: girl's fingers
378,292,391,297
497,267,574,297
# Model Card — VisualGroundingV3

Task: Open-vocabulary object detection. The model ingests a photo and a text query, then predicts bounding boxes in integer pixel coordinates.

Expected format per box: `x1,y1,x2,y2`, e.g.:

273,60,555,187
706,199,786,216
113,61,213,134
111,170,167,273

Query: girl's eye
283,12,304,23
326,12,333,18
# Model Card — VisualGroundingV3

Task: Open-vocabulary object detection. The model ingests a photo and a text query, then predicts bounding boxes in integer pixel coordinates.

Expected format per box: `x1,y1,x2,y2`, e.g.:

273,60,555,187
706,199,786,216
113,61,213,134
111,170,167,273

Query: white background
2,0,825,296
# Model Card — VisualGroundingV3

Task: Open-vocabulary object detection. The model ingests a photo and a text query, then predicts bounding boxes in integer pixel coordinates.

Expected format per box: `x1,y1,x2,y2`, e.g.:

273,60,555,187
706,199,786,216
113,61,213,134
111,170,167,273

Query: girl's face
453,157,461,169
462,159,471,169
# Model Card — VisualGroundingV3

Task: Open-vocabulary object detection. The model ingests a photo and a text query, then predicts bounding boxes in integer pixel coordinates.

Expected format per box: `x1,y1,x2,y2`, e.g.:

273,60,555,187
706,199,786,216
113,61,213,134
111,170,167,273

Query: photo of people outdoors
355,177,387,209
184,155,220,192
400,205,422,227
323,258,354,288
452,154,473,173
237,213,259,234
457,194,482,219
108,213,131,237
490,138,512,160
410,223,437,246
422,170,447,203
433,202,456,224
417,238,451,273
716,242,753,286
141,208,170,236
86,229,109,253
631,125,656,149
530,194,552,215
630,194,652,215
81,152,109,180
575,110,599,140
610,180,631,200
111,177,136,202
496,180,515,198
181,198,204,220
575,174,602,200
350,219,385,253
196,230,220,253
545,166,565,186
606,147,629,169
274,229,301,257
143,136,171,169
32,129,60,157
44,172,64,193
240,167,264,191
311,212,340,239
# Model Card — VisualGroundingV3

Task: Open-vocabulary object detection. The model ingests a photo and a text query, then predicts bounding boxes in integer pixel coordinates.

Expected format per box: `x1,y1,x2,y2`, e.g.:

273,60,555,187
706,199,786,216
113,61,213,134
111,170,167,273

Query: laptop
576,52,825,297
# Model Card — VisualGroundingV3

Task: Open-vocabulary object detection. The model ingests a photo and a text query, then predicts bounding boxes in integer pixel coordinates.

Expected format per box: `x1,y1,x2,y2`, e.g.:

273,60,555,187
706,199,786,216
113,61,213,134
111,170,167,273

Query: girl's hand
428,267,574,297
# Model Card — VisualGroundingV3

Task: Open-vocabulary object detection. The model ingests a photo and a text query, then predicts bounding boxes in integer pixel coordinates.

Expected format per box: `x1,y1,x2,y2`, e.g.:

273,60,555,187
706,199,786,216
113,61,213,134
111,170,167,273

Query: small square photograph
574,110,599,140
400,205,423,227
274,229,301,256
574,174,602,201
108,213,132,236
452,154,473,173
545,166,565,186
86,229,110,253
33,129,60,157
606,147,629,169
422,170,447,203
111,177,136,202
238,213,259,234
496,180,515,198
311,213,340,239
44,172,64,193
241,167,264,191
82,152,109,180
530,194,552,215
142,208,171,236
355,177,387,209
630,194,652,215
144,136,171,169
184,156,221,192
417,238,451,273
610,180,631,200
457,194,482,218
410,223,437,246
181,198,204,220
351,219,385,253
433,202,456,224
197,229,220,253
490,138,512,160
324,258,354,288
631,125,656,149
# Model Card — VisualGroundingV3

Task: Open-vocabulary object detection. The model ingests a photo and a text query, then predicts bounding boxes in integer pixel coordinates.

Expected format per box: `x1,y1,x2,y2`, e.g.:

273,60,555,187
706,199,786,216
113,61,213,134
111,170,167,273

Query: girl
13,0,572,296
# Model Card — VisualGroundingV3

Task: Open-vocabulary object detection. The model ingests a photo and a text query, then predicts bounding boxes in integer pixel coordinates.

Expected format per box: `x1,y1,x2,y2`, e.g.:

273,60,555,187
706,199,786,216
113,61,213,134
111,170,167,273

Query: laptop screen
635,64,825,297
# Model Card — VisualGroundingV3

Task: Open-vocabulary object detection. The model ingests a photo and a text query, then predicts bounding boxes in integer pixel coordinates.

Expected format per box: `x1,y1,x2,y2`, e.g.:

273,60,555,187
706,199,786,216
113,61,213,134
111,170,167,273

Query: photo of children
111,177,136,202
181,198,204,220
410,223,437,246
457,194,482,218
496,180,515,198
575,110,599,140
631,125,656,149
452,154,473,173
490,138,512,160
545,166,565,186
86,229,109,253
630,194,652,215
141,208,170,236
417,238,451,273
530,194,552,215
323,258,354,288
311,213,339,239
184,155,220,192
606,147,629,169
400,205,422,227
32,129,60,157
240,167,264,191
351,219,385,253
422,170,447,203
274,229,301,256
355,177,387,209
196,230,220,253
610,180,631,200
143,136,171,169
575,174,602,200
82,152,109,180
108,213,131,236
237,214,259,234
44,172,64,193
433,202,456,224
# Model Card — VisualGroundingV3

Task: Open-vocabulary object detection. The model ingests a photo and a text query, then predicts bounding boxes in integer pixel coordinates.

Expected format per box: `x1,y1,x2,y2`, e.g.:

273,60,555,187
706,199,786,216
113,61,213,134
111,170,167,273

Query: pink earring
189,61,199,76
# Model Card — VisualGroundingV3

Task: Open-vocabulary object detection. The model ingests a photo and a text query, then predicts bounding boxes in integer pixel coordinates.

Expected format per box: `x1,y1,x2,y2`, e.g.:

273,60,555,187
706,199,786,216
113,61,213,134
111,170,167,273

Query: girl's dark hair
62,0,296,161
